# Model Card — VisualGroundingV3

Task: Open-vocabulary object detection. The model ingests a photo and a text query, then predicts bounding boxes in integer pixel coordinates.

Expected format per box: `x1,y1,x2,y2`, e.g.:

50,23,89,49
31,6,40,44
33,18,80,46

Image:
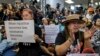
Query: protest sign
66,54,99,56
44,25,59,43
5,20,35,43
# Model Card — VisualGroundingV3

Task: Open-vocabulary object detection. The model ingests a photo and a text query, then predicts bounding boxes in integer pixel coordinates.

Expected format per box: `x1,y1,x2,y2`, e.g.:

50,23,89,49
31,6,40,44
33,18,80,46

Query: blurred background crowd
0,0,100,56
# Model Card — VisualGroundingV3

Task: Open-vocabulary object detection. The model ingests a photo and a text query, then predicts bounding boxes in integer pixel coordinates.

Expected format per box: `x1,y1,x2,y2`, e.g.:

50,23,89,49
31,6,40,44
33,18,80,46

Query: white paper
5,20,35,43
44,25,59,43
66,54,99,56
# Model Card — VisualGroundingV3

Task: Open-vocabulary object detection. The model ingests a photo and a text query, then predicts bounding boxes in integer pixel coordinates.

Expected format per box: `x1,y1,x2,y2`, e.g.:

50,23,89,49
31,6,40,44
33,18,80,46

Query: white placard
5,20,35,43
66,54,99,56
44,25,60,44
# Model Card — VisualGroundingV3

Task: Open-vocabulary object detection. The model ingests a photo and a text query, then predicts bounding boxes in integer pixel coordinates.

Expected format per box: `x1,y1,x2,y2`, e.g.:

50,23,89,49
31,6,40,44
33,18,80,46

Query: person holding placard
55,14,96,56
16,9,54,56
41,18,56,55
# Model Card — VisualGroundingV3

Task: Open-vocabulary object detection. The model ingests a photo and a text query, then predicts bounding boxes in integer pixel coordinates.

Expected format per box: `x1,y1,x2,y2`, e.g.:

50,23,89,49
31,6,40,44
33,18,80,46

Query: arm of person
83,25,96,48
7,41,16,47
84,38,92,48
55,37,73,56
0,39,7,53
40,46,54,56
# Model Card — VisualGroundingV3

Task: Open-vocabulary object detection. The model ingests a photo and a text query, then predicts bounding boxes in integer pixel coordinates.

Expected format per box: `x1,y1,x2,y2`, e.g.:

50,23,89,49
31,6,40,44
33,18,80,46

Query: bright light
70,5,75,10
75,5,81,7
37,0,40,2
95,2,98,5
65,0,74,4
99,2,100,5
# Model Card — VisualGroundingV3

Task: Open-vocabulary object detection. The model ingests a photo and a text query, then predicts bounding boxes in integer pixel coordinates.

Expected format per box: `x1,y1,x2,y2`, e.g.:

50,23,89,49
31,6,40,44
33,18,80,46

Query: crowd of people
0,0,100,56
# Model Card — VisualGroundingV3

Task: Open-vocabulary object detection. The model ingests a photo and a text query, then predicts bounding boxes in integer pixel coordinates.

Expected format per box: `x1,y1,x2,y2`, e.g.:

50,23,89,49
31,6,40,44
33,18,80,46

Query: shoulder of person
35,24,41,29
58,30,67,39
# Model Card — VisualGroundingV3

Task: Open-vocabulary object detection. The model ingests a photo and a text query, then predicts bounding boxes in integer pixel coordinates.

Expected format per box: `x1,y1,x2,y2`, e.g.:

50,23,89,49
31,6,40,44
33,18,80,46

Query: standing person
93,6,100,22
41,18,56,55
86,7,94,21
55,14,96,56
16,9,54,56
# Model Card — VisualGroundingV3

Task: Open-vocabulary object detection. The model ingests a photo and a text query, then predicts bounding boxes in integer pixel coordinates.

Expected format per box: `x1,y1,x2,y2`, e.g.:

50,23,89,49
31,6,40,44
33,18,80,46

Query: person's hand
49,53,54,56
34,34,39,41
34,34,43,42
69,29,75,41
84,26,96,40
13,48,19,52
72,48,79,53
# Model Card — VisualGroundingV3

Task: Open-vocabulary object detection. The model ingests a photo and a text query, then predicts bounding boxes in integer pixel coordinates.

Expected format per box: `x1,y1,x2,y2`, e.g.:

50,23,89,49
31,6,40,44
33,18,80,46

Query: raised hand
69,30,75,41
84,25,96,40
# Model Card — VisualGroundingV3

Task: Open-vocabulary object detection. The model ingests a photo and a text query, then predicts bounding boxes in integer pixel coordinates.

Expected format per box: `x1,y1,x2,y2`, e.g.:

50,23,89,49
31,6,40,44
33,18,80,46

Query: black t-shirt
17,24,43,56
55,31,84,55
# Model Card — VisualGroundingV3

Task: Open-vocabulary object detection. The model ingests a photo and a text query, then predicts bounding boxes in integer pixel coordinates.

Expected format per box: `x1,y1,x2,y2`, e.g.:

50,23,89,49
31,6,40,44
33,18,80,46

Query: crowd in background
0,0,100,56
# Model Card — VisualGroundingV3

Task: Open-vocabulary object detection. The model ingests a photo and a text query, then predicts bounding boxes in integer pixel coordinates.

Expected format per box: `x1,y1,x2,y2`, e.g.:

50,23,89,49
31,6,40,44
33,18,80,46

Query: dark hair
42,18,50,25
45,4,50,10
21,9,33,15
32,0,37,5
86,22,93,29
94,18,100,26
64,22,70,38
2,3,7,10
56,3,60,9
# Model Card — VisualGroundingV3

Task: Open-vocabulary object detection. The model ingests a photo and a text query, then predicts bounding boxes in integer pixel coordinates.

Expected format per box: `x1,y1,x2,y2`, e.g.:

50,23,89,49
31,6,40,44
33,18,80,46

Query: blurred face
68,21,80,33
56,11,60,15
42,19,48,25
96,19,100,26
21,3,24,7
22,11,33,20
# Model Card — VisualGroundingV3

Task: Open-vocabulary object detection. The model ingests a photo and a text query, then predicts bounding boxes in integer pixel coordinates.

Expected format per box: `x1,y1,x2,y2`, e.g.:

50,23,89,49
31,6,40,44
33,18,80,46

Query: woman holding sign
16,9,54,56
55,14,96,56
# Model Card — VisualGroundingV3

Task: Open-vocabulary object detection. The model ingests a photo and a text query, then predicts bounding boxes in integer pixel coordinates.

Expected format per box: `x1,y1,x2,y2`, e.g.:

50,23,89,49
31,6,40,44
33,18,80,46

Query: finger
34,34,39,40
34,34,43,42
90,25,96,33
69,31,75,40
84,27,88,32
89,29,96,37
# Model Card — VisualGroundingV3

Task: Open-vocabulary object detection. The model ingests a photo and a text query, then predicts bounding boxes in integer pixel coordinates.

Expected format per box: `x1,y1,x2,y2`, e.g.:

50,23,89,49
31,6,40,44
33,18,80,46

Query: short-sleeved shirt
91,30,100,54
55,30,84,56
91,30,100,46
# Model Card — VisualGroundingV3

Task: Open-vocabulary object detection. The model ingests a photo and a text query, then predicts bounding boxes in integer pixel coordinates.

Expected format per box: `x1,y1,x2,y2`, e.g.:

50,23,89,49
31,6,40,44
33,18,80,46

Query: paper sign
5,20,35,43
66,54,99,56
44,25,59,44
